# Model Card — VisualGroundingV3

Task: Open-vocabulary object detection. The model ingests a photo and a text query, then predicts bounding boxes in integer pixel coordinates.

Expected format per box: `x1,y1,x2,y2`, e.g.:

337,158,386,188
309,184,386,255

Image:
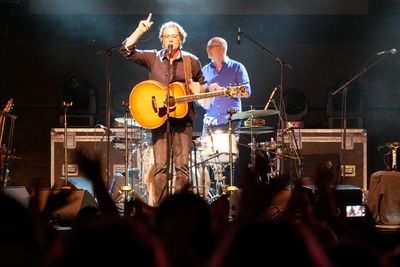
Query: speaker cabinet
50,127,152,189
278,129,367,189
32,189,98,226
50,128,126,189
0,186,30,207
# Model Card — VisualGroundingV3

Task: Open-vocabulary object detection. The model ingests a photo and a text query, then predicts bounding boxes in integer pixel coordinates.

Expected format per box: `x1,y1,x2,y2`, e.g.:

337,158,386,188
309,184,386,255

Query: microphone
168,44,173,57
376,48,396,56
264,86,279,110
237,27,241,45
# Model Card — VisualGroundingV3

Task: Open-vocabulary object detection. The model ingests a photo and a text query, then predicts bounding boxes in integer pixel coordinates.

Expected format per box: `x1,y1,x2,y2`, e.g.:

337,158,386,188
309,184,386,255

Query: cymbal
114,117,139,127
237,126,274,135
227,109,279,120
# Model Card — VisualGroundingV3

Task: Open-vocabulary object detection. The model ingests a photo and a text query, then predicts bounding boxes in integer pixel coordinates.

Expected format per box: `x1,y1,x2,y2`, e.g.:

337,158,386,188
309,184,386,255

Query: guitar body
129,80,188,129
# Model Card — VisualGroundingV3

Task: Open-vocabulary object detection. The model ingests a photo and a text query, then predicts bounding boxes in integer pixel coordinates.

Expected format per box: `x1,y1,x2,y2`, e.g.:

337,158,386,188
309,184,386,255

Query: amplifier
50,128,151,189
277,129,367,189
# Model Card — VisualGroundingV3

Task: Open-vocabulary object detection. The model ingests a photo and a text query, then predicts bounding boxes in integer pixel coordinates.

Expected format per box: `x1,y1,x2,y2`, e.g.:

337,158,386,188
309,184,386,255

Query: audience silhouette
1,149,399,267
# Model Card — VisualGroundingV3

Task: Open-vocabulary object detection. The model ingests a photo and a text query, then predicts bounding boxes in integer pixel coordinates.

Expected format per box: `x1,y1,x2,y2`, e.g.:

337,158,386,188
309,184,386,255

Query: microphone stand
165,47,174,199
331,52,390,185
98,45,120,191
62,101,73,189
238,29,295,179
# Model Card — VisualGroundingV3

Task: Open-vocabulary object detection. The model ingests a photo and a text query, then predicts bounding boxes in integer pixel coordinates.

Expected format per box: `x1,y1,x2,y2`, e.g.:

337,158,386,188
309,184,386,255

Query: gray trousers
151,124,192,205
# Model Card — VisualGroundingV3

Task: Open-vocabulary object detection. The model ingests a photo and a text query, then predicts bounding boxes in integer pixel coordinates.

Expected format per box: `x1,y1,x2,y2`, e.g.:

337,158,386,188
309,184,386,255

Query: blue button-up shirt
201,57,251,128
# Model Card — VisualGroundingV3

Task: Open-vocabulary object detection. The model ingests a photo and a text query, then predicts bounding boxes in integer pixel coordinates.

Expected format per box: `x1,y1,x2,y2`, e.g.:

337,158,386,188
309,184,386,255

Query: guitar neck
176,90,226,103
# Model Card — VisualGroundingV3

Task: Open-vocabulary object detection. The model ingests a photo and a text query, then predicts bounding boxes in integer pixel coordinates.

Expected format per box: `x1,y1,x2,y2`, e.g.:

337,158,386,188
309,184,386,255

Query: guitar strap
183,55,192,95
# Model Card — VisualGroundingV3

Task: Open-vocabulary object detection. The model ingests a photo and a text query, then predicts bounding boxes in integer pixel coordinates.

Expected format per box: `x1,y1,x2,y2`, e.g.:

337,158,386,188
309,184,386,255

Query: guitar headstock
225,85,246,97
2,98,14,113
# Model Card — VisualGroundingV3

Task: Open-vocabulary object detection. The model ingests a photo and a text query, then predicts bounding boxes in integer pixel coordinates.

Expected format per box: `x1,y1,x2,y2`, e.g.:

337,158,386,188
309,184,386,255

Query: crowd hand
137,13,153,33
73,149,119,216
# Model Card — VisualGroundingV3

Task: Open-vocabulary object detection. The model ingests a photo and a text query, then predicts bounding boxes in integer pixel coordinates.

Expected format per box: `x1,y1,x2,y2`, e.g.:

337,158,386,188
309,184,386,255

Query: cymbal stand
120,101,132,202
0,111,17,187
247,109,256,170
189,140,200,195
225,109,238,192
238,29,293,179
269,96,303,181
62,101,73,189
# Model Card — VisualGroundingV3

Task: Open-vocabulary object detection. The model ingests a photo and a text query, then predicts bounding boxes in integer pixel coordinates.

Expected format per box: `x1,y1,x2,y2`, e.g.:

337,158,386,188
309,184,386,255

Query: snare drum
200,130,238,164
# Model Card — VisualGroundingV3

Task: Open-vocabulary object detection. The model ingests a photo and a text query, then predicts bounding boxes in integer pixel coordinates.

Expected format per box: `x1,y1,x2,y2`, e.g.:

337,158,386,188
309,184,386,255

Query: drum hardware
227,109,279,120
189,150,226,199
280,128,304,181
190,140,202,198
119,102,138,203
227,108,278,174
244,118,266,127
236,126,273,135
225,109,238,193
61,101,73,189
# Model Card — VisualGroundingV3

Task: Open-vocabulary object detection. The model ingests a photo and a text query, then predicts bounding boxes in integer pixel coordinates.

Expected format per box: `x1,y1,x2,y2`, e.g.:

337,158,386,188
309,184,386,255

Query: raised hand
137,13,154,33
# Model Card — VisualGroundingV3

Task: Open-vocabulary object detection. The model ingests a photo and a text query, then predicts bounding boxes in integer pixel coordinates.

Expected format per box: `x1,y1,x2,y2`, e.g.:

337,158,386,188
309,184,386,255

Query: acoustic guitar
129,80,246,129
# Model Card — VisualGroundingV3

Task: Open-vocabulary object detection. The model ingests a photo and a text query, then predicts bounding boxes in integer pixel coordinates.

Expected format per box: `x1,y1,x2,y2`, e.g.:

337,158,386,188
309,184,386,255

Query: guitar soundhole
164,96,177,108
158,106,176,117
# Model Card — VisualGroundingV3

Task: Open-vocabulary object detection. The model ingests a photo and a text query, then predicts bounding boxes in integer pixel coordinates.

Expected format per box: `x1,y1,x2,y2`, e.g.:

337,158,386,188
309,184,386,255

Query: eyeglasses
208,44,224,48
162,34,179,40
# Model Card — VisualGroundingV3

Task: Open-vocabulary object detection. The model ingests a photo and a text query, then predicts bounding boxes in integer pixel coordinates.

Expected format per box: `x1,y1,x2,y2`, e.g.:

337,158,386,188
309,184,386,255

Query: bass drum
199,130,238,164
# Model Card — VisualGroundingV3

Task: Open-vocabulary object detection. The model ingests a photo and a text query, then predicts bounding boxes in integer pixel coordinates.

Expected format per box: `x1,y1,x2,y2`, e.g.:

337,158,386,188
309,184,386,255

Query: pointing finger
146,13,152,22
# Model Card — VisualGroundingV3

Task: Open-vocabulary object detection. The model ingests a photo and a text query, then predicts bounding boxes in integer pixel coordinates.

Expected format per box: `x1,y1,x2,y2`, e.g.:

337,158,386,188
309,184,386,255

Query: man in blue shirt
199,37,251,133
197,37,251,193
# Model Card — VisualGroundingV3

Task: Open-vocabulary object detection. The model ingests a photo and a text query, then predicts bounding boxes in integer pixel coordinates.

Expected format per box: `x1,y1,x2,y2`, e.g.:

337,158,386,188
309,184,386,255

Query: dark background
1,0,399,191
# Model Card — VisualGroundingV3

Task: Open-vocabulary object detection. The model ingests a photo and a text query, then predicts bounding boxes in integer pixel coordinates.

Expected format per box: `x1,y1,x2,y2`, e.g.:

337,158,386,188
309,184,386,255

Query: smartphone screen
346,205,366,217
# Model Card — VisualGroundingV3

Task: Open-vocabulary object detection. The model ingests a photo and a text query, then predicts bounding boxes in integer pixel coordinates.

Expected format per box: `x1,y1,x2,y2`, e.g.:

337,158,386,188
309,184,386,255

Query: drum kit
109,107,288,206
109,117,153,206
191,108,288,201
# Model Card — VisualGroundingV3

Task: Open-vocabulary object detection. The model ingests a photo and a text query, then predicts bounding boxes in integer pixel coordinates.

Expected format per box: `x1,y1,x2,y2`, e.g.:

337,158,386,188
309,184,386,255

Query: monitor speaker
0,186,30,208
32,189,98,226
